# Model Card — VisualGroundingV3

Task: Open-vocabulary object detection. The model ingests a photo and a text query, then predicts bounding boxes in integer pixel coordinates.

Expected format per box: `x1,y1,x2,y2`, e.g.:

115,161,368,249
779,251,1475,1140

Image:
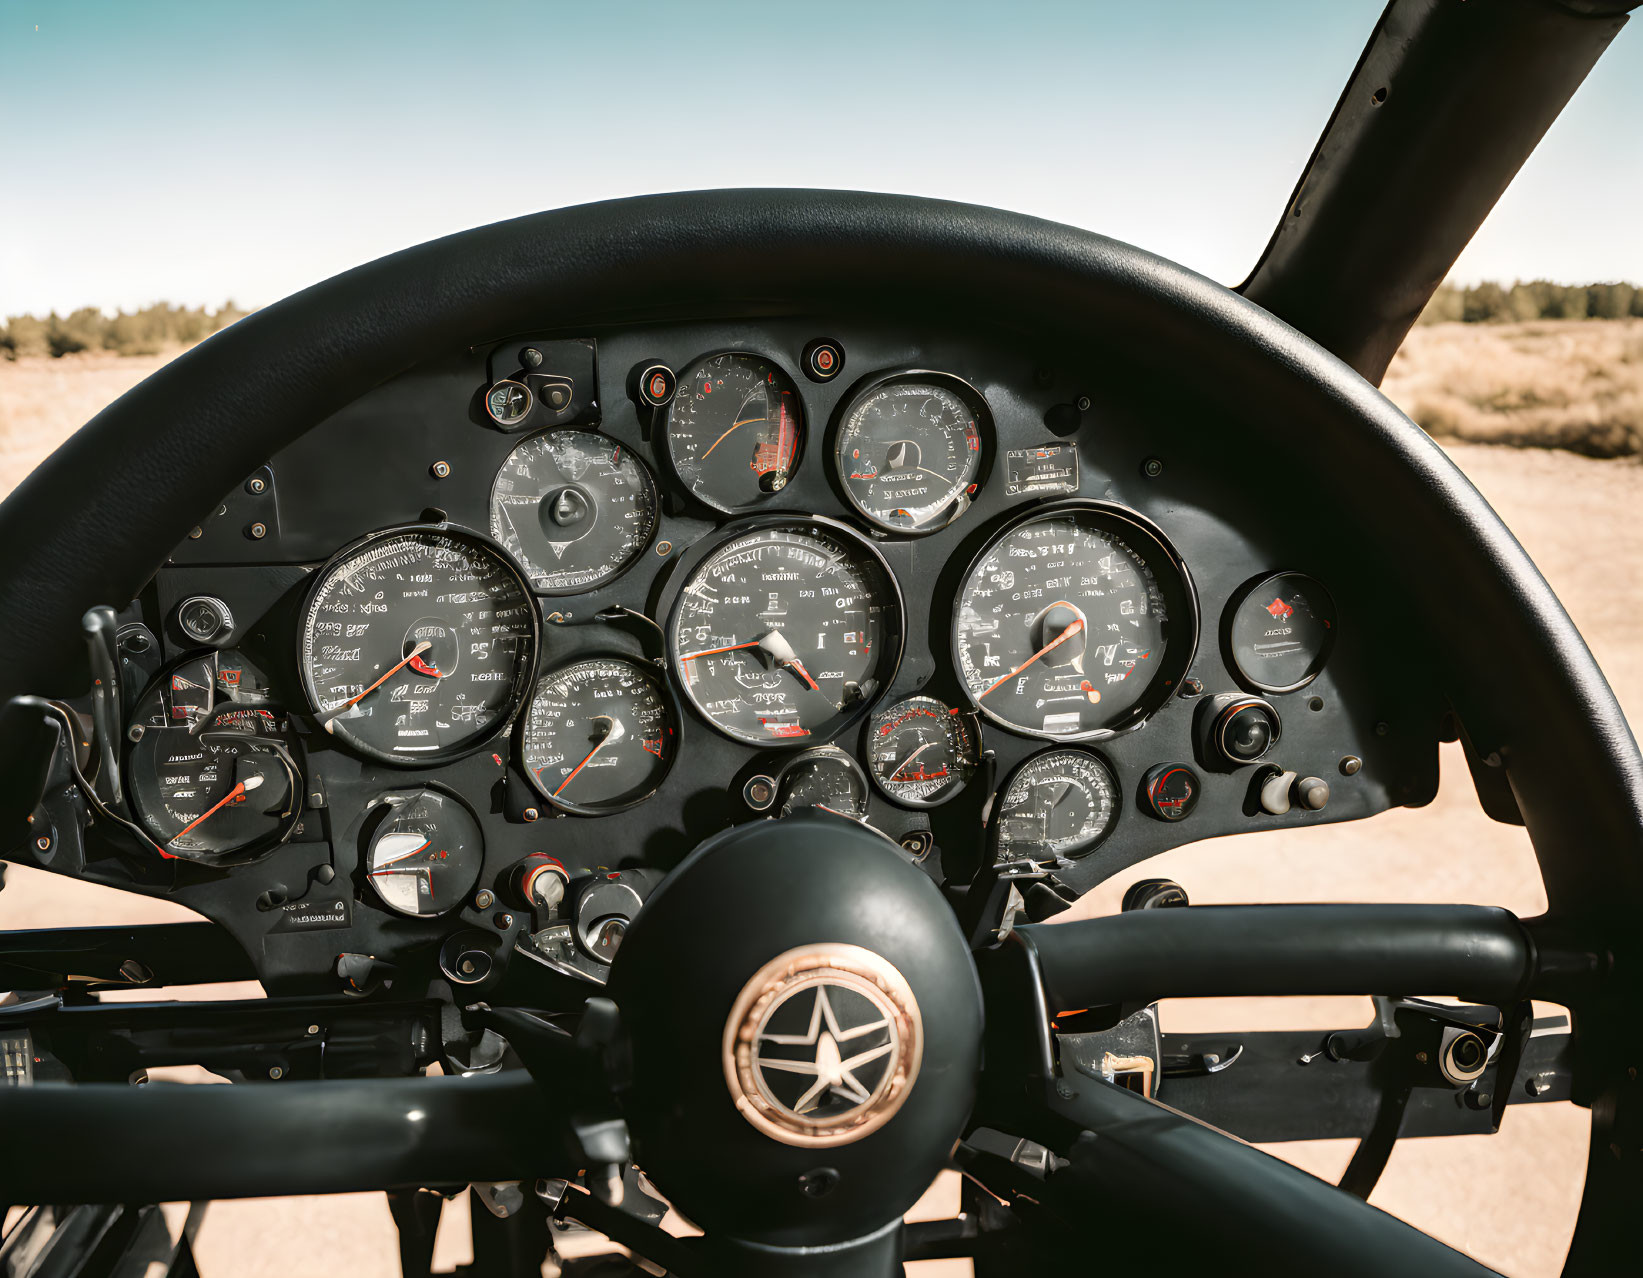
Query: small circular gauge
1141,761,1201,822
298,526,538,765
127,705,301,863
486,380,534,427
669,519,903,746
520,657,678,815
953,501,1197,741
992,748,1120,865
834,373,987,533
865,695,980,807
1226,572,1337,693
489,430,659,595
777,747,870,819
661,352,804,513
365,788,484,918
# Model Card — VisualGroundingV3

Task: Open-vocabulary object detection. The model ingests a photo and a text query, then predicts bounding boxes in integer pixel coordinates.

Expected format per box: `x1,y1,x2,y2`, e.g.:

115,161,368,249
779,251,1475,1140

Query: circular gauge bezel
990,745,1122,863
828,369,994,536
664,514,905,749
774,745,871,820
1222,570,1338,694
518,652,681,816
951,498,1199,743
488,428,660,597
297,522,540,768
658,350,807,515
862,694,983,809
363,784,485,919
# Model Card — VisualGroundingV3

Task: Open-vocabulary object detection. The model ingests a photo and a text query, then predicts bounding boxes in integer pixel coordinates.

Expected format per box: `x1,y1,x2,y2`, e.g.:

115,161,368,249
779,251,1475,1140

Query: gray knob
1295,776,1331,811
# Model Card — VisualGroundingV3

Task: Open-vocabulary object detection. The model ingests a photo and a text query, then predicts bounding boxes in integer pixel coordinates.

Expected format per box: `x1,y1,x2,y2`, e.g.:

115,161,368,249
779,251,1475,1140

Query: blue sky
4,0,1641,315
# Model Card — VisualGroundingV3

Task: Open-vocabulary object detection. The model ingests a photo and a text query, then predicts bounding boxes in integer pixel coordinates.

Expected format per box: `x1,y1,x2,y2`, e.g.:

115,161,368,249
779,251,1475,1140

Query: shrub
1,302,249,359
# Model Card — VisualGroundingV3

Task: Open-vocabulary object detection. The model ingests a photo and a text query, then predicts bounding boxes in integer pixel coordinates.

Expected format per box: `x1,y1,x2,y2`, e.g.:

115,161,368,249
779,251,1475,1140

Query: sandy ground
3,346,1641,1276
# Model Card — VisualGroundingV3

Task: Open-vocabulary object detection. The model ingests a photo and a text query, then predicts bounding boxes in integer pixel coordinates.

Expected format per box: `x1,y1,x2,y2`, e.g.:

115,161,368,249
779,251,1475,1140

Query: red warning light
1266,597,1295,620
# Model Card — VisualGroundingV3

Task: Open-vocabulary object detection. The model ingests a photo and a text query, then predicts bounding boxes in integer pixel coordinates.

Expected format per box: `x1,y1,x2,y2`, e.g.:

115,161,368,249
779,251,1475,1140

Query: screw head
475,889,496,909
1076,396,1092,411
35,834,51,851
268,1066,284,1080
522,807,540,823
655,541,673,556
1339,755,1363,776
494,912,514,930
188,526,203,540
1415,1051,1429,1064
247,522,268,540
1142,457,1165,479
246,476,267,495
431,460,451,479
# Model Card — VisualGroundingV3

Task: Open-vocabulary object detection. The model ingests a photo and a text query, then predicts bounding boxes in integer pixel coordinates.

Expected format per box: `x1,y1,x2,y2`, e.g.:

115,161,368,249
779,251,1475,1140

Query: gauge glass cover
1226,572,1337,692
669,520,902,746
366,789,485,918
490,430,658,595
993,748,1120,864
520,657,678,814
662,352,803,513
866,695,979,807
834,374,986,533
298,527,537,765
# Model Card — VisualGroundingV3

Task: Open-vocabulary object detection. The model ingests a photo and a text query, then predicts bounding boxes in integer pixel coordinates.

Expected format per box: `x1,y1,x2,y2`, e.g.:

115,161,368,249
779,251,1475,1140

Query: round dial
953,502,1195,740
489,430,659,595
128,705,300,863
662,352,804,513
778,748,870,819
520,657,678,814
865,695,980,807
1226,572,1337,693
834,374,986,533
992,748,1119,864
486,380,533,427
298,526,538,765
365,788,484,918
669,520,902,746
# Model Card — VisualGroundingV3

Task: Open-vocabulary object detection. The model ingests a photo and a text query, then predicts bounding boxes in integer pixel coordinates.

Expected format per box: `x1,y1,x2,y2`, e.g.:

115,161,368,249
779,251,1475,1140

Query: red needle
979,619,1085,699
170,781,249,842
322,640,433,732
407,653,445,677
553,717,623,797
783,658,821,692
677,639,762,662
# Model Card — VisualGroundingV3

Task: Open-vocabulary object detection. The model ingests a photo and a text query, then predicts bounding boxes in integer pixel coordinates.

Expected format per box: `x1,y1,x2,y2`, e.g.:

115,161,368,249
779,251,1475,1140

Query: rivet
1141,457,1164,479
475,889,496,910
431,460,451,480
247,522,268,540
268,1066,284,1080
523,807,540,822
1339,755,1362,776
655,541,673,556
188,526,203,540
35,834,51,851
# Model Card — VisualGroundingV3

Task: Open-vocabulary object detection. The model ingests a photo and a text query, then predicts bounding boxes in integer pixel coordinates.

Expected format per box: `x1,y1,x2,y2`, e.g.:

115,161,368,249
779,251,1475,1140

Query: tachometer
489,430,658,595
520,657,678,814
991,748,1119,864
953,501,1196,740
834,372,987,533
668,519,902,746
298,526,538,765
865,695,980,807
661,352,803,513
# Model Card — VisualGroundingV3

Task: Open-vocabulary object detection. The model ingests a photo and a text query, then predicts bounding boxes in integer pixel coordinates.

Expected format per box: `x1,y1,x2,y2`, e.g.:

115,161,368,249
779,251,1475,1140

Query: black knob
1213,697,1281,766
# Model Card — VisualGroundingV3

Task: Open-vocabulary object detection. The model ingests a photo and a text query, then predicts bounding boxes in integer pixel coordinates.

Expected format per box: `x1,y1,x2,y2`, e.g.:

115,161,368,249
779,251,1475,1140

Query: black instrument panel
78,316,1440,994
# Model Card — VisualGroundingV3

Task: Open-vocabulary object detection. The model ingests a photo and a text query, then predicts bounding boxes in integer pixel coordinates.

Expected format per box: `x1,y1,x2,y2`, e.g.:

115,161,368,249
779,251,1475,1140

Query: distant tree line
1419,280,1643,324
1,302,249,359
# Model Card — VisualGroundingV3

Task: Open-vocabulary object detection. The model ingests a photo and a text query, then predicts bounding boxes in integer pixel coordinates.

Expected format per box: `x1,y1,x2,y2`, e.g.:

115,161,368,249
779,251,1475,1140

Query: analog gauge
669,519,902,746
661,352,804,513
777,747,870,819
298,526,538,765
365,788,485,918
486,379,534,427
834,373,987,533
953,501,1197,740
127,704,301,864
866,695,980,807
520,657,678,815
992,748,1119,865
1226,572,1337,693
489,430,659,595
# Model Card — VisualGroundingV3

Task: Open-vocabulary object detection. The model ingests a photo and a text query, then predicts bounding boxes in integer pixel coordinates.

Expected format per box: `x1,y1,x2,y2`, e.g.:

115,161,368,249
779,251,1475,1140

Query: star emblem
754,983,895,1116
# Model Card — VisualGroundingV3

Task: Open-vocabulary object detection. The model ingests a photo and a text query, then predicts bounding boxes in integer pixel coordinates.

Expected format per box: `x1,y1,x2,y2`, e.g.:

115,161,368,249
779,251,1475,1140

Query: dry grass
1383,319,1643,457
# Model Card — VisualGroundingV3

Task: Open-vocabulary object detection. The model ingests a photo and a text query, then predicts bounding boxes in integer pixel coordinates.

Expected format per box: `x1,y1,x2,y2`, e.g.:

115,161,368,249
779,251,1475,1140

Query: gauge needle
321,640,433,732
979,620,1085,699
699,414,767,460
758,630,822,692
554,716,625,797
891,742,933,781
170,775,263,843
369,837,431,872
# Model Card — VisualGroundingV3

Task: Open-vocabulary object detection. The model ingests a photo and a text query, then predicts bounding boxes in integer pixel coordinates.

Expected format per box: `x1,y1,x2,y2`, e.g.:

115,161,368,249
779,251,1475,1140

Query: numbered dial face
669,521,902,746
490,430,659,595
299,527,537,765
1227,572,1337,693
128,706,299,862
954,504,1192,740
835,376,986,532
993,748,1119,864
778,748,869,819
866,696,979,807
365,789,484,918
662,353,804,513
520,658,678,814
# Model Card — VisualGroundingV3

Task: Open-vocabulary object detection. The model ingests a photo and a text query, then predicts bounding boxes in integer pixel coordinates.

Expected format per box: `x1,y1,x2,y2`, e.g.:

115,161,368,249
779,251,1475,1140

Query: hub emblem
722,943,923,1148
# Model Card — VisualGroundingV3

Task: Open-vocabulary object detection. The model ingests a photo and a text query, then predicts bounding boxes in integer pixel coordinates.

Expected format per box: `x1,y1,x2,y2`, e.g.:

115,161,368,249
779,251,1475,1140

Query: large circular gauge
520,657,678,814
489,430,658,595
1225,571,1337,693
865,695,980,807
661,352,804,513
992,748,1120,864
298,526,538,765
834,372,987,533
953,501,1196,740
365,788,484,918
127,704,301,864
668,519,902,746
